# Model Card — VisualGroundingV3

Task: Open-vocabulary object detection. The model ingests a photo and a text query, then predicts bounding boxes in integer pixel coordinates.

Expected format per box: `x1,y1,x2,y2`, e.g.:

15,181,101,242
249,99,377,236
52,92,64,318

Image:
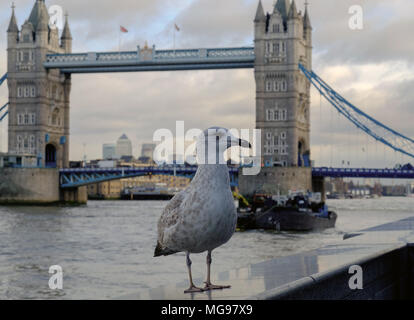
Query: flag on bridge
120,26,128,33
174,24,180,32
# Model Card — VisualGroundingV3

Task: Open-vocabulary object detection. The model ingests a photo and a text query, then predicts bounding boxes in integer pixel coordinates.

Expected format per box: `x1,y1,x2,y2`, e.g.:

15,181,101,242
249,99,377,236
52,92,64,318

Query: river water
0,197,413,300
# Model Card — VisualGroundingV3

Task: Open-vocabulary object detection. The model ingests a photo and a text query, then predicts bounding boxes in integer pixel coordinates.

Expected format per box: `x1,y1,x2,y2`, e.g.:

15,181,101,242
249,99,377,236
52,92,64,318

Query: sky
0,0,414,170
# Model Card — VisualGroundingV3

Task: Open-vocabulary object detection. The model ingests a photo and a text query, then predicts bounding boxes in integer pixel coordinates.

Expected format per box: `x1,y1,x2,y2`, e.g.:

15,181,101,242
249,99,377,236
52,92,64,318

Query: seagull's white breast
161,165,237,254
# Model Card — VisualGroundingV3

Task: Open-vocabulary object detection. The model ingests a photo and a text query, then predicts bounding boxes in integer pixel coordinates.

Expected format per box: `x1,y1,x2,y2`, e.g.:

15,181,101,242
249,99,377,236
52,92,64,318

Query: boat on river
121,183,176,201
237,193,337,231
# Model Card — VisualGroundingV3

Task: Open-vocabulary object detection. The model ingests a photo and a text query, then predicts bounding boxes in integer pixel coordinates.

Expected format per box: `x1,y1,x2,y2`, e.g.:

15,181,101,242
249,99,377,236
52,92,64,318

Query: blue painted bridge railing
313,167,414,179
44,47,255,74
59,166,240,189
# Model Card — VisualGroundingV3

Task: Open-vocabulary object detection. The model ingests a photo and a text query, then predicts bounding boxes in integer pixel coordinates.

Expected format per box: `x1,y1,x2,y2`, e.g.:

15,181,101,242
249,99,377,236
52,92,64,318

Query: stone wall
238,167,312,196
61,186,87,204
254,246,411,300
0,168,60,204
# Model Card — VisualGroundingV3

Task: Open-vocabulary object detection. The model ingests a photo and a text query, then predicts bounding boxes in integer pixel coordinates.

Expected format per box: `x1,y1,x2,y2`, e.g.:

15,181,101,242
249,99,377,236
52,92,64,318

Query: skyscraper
102,143,117,160
141,143,156,160
116,134,132,158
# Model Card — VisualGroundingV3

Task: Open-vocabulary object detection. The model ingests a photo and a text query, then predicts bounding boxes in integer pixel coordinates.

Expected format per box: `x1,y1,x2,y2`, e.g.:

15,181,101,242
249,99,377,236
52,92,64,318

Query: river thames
0,197,413,299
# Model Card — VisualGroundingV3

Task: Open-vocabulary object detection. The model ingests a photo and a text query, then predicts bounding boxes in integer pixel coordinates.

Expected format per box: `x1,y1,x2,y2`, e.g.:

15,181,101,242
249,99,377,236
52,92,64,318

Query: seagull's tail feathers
154,242,178,257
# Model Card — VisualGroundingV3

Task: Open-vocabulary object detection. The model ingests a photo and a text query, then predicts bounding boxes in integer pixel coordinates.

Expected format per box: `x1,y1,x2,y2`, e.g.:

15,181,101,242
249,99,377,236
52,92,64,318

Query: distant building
102,143,117,160
87,180,122,199
116,134,132,158
98,160,117,168
120,155,135,163
87,175,191,199
141,143,156,160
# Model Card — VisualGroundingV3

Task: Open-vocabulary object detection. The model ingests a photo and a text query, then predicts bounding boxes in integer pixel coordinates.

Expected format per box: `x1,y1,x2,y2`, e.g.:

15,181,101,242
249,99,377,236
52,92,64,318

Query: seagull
154,127,252,293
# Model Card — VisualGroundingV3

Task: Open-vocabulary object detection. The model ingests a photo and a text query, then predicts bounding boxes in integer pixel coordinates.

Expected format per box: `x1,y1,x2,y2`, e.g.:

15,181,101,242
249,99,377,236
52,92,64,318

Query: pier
119,217,414,300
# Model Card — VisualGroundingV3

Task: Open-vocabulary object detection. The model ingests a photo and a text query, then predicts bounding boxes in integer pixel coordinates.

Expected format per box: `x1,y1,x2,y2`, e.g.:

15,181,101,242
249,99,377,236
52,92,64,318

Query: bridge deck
44,47,255,73
59,167,240,188
59,166,414,189
313,167,414,179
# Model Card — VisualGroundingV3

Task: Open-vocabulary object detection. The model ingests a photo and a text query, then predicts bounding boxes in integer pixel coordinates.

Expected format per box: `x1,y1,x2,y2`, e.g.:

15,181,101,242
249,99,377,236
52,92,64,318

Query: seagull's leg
184,252,204,294
204,250,231,291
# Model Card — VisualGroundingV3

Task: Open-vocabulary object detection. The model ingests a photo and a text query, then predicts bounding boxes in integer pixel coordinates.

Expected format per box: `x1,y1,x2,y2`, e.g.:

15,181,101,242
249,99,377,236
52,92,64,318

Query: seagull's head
196,127,252,165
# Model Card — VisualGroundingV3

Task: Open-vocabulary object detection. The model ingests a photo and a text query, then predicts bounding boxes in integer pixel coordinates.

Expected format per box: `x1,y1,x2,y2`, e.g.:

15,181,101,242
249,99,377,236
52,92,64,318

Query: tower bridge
3,0,312,172
1,0,413,204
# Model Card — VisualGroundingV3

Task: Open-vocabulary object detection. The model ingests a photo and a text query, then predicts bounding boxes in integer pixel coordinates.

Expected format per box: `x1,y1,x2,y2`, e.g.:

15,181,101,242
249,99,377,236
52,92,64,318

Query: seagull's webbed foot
184,285,205,294
204,282,231,291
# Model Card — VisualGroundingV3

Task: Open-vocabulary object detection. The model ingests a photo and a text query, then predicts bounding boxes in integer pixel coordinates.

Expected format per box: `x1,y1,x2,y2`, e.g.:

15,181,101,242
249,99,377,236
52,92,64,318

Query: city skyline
0,0,414,168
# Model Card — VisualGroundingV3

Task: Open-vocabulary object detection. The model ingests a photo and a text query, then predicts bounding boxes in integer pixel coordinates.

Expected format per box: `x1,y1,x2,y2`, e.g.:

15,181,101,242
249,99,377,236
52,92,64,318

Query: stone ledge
118,216,414,300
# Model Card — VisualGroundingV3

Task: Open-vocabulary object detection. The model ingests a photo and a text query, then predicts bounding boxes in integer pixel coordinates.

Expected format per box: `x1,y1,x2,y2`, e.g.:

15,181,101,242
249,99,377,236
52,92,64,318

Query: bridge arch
45,143,57,168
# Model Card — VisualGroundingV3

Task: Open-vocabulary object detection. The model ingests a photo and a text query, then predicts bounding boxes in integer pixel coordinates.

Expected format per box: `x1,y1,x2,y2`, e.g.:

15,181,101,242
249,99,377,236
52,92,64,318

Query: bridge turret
287,0,302,40
61,14,72,53
303,5,312,70
274,0,290,21
35,5,49,47
254,0,266,35
7,4,19,46
254,0,266,66
7,5,19,76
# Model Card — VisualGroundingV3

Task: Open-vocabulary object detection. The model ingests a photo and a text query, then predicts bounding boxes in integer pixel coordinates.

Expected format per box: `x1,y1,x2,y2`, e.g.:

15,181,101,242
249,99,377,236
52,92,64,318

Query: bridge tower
6,0,72,168
240,0,313,195
255,0,312,168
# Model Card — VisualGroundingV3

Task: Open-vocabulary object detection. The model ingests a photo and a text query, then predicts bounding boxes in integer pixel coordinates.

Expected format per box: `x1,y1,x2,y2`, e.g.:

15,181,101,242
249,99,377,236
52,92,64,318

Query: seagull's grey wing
158,191,186,232
154,191,187,256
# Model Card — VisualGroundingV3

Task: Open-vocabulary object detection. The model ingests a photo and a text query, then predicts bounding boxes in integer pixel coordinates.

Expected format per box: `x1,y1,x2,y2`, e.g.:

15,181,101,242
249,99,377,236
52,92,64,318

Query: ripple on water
1,198,414,299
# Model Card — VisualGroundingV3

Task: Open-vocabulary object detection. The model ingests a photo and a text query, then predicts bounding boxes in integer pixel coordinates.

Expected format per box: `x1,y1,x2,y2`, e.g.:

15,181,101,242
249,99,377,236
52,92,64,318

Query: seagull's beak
227,136,252,149
239,139,252,149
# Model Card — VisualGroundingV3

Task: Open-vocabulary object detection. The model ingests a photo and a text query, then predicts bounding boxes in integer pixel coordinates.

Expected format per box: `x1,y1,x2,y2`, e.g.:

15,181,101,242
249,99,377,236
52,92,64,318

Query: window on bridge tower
266,109,273,121
273,24,280,33
52,110,59,126
281,80,287,92
17,136,22,152
266,81,273,92
24,137,29,149
273,81,279,92
30,135,35,153
266,42,271,54
23,52,30,63
272,43,280,55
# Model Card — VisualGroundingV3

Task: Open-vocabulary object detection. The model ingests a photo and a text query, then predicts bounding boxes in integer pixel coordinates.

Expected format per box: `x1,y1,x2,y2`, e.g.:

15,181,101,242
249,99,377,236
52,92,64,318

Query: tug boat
237,192,337,231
